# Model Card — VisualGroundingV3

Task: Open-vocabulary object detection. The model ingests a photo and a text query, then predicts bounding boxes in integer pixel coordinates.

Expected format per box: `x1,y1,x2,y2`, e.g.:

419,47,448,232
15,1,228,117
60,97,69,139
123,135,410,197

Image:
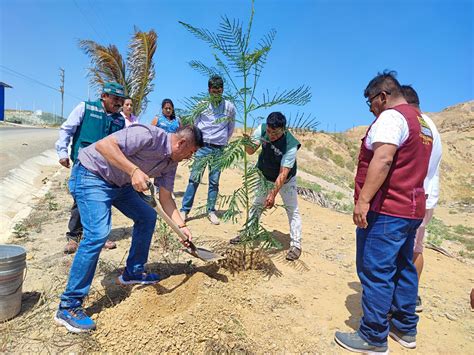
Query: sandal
229,235,241,245
286,246,301,261
103,239,117,250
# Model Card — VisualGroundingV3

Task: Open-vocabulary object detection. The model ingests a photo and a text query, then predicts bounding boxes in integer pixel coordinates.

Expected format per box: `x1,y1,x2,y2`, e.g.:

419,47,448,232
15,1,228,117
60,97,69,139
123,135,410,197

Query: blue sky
1,0,472,131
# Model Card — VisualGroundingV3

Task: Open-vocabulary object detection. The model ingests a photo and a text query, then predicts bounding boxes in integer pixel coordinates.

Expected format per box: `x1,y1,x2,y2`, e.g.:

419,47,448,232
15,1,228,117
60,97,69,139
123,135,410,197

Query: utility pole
59,68,65,119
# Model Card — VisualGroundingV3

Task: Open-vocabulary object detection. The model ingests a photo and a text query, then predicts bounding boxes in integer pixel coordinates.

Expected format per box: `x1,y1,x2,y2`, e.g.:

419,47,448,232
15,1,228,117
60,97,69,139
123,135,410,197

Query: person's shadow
108,226,133,243
344,281,362,330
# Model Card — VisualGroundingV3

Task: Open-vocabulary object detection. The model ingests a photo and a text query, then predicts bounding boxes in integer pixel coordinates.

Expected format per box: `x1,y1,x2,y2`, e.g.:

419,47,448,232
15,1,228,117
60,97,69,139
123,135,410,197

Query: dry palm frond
78,40,126,94
127,28,157,116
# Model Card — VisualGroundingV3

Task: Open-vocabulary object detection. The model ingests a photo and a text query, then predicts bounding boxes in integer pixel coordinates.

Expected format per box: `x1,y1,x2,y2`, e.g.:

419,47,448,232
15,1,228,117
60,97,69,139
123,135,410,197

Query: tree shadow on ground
269,230,290,252
344,281,362,330
266,230,310,272
86,261,228,316
186,209,238,222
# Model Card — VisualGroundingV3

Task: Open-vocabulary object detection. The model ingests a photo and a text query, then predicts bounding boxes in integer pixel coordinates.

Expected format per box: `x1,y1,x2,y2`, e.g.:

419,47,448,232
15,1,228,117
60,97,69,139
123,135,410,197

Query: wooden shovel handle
138,182,196,252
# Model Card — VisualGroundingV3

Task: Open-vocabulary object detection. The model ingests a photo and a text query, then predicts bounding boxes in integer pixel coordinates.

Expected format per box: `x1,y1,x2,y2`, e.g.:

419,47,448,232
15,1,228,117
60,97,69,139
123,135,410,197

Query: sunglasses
366,91,391,107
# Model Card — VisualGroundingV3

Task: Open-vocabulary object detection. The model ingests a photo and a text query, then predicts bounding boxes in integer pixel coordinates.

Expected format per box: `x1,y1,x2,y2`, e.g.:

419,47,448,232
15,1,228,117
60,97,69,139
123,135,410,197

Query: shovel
138,182,225,263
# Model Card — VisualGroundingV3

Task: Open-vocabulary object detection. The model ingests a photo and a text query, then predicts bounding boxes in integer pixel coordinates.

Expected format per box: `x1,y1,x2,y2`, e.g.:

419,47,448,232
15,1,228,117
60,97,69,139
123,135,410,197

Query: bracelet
178,224,186,228
130,166,140,179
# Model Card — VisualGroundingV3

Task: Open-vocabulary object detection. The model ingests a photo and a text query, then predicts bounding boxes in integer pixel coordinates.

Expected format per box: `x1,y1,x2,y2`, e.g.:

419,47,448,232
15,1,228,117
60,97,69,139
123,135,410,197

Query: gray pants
251,176,302,248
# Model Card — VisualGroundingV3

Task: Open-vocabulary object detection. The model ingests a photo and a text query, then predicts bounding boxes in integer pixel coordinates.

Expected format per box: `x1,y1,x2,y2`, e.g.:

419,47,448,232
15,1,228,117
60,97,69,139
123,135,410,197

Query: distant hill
427,101,474,205
4,109,65,126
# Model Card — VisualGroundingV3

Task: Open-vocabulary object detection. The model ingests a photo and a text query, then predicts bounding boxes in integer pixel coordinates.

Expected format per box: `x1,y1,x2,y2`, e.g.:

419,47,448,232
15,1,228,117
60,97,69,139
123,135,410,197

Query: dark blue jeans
356,211,421,346
181,146,223,213
60,163,157,308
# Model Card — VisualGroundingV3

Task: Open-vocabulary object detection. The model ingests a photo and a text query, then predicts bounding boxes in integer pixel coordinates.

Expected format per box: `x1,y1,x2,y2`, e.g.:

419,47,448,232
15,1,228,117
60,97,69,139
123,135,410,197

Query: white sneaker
207,211,220,225
181,211,188,222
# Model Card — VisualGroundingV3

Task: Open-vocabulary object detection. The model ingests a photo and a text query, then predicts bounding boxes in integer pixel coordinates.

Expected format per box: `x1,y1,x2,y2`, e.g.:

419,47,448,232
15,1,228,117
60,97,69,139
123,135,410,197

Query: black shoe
65,232,82,243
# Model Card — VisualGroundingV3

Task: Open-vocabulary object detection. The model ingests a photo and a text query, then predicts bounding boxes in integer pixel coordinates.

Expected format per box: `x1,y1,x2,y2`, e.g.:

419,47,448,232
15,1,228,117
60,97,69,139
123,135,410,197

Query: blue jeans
60,163,157,309
356,211,421,346
181,146,223,213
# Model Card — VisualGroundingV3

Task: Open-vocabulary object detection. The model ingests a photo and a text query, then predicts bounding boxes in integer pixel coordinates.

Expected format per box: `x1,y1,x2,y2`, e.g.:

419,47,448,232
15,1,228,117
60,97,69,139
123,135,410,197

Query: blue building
0,82,13,121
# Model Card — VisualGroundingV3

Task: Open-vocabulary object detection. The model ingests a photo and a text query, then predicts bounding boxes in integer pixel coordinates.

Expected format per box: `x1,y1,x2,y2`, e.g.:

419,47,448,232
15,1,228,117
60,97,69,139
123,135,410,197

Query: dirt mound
92,269,262,353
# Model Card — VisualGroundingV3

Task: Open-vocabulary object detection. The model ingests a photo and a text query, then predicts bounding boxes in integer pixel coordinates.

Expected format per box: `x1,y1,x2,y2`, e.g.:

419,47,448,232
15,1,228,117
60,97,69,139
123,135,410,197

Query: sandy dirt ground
1,165,473,353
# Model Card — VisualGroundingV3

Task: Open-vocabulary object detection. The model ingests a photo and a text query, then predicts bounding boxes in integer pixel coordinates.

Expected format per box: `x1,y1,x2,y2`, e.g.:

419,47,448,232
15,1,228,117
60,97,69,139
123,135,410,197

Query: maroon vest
354,104,433,219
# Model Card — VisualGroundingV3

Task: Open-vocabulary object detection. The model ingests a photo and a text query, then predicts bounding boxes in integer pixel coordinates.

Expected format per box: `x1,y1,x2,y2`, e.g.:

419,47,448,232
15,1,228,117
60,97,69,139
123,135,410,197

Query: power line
73,0,107,44
87,0,114,44
1,65,59,92
0,65,83,100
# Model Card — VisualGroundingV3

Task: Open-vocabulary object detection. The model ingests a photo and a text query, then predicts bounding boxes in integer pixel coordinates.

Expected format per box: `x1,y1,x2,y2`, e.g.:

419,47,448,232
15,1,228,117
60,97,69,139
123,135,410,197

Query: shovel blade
184,247,225,262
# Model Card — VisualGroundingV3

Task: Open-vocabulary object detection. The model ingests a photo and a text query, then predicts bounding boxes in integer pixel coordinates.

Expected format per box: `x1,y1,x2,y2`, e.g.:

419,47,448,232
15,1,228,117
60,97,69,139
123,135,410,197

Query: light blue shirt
251,124,297,168
156,115,181,133
195,99,236,146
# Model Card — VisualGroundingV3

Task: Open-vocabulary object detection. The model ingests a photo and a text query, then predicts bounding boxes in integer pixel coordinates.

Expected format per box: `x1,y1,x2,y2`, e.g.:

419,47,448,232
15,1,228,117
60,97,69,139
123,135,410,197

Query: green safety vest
256,124,301,182
70,100,125,162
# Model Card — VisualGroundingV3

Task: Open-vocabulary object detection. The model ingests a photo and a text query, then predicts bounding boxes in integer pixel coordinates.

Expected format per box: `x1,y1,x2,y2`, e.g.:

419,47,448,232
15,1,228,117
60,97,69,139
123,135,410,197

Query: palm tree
79,27,157,116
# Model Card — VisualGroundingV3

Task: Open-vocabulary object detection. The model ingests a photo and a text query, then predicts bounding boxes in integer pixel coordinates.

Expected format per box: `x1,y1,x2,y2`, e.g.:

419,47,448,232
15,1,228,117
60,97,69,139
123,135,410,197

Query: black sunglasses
366,91,390,107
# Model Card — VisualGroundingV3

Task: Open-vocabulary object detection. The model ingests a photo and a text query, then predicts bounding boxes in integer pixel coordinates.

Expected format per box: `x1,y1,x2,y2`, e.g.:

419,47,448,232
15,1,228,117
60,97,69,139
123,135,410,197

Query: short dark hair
266,112,286,129
176,125,203,148
364,70,402,99
208,75,224,89
401,85,420,107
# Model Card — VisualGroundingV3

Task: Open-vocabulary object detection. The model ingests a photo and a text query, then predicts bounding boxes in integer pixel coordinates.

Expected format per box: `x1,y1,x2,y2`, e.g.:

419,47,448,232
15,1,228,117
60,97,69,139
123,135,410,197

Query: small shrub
296,177,322,192
339,203,353,213
426,217,448,247
453,224,474,236
45,192,59,211
345,160,355,171
304,140,314,150
459,250,474,259
332,154,345,168
154,220,182,256
313,146,333,161
13,222,29,238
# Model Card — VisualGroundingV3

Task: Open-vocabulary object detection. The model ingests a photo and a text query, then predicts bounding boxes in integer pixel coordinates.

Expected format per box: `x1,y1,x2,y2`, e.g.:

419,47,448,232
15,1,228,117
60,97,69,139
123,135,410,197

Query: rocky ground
1,165,473,354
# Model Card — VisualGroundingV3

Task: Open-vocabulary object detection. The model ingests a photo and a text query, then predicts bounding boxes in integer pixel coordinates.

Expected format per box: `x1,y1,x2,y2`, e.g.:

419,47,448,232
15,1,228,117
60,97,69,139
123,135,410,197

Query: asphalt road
0,125,59,179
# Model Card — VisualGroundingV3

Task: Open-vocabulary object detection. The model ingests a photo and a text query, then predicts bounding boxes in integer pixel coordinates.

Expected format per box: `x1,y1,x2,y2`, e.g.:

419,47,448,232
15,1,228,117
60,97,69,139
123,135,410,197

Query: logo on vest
90,113,103,120
261,138,283,156
418,115,433,145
